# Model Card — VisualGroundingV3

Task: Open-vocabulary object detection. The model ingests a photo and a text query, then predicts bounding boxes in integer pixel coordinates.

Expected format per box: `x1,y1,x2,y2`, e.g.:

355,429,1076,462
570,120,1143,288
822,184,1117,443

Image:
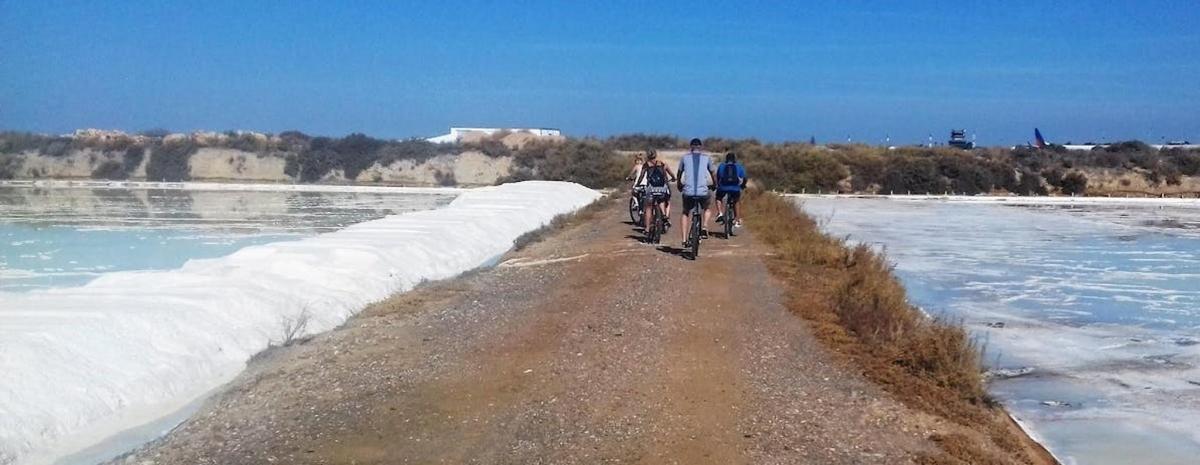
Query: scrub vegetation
743,190,1056,465
145,140,198,182
501,139,627,189
597,133,1200,196
3,130,1195,195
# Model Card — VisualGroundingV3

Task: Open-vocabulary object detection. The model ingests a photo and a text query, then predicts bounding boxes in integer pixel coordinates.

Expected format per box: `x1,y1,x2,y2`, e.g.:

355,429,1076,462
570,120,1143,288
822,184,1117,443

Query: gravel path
116,196,945,464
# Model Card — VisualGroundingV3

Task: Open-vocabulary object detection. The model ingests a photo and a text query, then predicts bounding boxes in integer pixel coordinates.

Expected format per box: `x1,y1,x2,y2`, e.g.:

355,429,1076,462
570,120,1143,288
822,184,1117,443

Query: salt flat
797,196,1200,465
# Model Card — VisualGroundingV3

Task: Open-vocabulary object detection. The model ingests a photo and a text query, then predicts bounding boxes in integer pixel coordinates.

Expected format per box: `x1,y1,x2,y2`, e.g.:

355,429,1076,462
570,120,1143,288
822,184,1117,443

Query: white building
427,127,561,144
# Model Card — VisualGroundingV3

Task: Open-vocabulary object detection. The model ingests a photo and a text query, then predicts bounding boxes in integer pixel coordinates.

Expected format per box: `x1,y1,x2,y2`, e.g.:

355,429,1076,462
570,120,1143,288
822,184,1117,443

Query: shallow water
0,187,455,291
798,197,1200,465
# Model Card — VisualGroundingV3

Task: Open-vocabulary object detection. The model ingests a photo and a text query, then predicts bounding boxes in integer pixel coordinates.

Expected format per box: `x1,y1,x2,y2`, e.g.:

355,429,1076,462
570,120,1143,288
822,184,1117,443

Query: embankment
109,193,1056,465
743,191,1058,465
1,147,512,186
0,181,600,465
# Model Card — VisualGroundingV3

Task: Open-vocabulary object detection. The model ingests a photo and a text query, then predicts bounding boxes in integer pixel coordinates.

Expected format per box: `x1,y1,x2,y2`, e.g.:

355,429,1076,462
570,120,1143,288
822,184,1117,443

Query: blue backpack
719,162,740,186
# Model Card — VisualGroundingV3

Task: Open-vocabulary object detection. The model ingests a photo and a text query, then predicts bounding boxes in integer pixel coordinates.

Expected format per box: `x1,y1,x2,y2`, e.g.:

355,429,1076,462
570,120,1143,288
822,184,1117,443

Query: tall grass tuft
744,191,1049,464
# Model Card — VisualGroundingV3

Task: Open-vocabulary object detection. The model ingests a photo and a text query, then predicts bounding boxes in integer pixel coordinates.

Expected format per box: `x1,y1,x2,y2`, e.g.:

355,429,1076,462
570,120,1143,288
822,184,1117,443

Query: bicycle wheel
652,207,664,244
724,205,734,239
628,196,641,224
689,210,702,259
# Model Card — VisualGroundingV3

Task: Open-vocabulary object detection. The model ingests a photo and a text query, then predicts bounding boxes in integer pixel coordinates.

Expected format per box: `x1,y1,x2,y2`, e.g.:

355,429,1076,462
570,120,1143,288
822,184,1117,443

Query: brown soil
114,195,1052,464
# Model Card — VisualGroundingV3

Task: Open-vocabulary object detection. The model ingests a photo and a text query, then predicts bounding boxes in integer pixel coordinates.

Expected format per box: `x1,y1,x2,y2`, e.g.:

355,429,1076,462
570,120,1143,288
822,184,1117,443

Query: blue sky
1,0,1196,144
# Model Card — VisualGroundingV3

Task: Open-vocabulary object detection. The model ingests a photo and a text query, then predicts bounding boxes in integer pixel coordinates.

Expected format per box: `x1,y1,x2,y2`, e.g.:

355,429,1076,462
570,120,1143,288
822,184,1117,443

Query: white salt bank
0,181,600,465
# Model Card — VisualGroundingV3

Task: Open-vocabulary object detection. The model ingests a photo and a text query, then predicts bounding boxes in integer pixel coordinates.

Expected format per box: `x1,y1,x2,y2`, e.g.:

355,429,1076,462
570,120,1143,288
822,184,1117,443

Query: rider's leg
680,197,692,244
642,198,653,234
733,191,743,225
702,196,713,235
715,190,726,221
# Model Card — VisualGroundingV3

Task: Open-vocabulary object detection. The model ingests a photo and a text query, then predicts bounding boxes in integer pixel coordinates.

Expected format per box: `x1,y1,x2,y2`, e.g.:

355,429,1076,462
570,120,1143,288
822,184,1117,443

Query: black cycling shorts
715,190,741,203
682,195,710,212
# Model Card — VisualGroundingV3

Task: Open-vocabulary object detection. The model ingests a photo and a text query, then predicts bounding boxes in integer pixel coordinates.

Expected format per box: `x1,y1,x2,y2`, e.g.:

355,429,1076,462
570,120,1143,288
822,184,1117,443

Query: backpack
719,162,740,186
646,163,668,187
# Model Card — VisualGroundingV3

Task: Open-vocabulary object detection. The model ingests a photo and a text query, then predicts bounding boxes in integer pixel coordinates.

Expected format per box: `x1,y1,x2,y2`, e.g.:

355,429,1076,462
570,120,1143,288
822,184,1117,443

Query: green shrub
1164,148,1200,176
936,154,996,194
0,132,72,155
295,148,337,182
603,133,681,151
882,157,947,194
331,133,385,179
701,137,762,153
834,150,887,192
741,144,847,192
145,141,197,181
123,146,145,174
1042,168,1064,187
504,139,624,188
434,169,457,186
464,136,512,158
376,139,457,165
92,160,126,180
1104,140,1153,153
138,128,171,138
1060,172,1088,195
1011,169,1047,195
284,135,460,182
278,130,312,152
0,154,23,179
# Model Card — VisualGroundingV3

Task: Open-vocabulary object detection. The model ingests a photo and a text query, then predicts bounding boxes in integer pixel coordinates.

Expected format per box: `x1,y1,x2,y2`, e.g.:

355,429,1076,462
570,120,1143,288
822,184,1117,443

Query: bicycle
644,194,667,244
629,187,645,225
722,194,738,239
683,189,712,260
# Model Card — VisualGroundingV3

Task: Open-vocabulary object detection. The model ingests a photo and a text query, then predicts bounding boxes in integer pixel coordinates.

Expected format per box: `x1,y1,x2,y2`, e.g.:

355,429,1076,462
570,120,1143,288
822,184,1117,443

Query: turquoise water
0,187,455,291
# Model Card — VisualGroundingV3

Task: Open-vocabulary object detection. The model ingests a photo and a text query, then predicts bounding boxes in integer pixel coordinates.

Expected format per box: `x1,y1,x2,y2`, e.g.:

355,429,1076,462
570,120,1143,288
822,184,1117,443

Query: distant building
947,129,975,149
427,127,562,144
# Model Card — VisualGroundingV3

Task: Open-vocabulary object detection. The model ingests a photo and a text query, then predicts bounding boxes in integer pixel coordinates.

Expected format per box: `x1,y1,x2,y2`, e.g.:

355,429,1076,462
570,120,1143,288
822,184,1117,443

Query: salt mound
0,181,600,465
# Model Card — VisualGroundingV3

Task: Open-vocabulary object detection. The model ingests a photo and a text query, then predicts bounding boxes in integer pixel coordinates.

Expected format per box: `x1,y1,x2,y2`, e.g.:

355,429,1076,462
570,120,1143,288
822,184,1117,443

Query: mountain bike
722,194,738,239
645,196,666,244
684,192,710,260
629,187,644,225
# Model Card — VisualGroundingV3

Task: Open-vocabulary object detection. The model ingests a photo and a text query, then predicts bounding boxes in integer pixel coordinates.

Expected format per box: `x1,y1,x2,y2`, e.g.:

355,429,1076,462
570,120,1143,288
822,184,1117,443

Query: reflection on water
0,187,456,290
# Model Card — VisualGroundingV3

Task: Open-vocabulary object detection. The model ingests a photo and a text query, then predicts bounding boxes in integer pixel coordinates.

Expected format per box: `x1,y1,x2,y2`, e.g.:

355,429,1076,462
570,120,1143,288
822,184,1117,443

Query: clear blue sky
2,0,1197,145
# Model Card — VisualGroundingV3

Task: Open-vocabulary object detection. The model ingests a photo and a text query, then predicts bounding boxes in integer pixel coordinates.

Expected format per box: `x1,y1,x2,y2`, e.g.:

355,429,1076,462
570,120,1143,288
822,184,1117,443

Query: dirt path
118,196,949,464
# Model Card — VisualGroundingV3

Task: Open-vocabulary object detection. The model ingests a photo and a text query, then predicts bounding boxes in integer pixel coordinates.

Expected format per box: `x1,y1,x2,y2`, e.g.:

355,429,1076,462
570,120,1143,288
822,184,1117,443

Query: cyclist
627,152,645,189
635,150,675,238
677,138,716,247
627,152,648,224
714,152,748,228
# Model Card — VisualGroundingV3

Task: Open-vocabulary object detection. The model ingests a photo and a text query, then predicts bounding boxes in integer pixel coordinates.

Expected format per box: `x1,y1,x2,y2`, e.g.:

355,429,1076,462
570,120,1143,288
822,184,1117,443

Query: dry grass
511,194,612,251
743,190,1056,465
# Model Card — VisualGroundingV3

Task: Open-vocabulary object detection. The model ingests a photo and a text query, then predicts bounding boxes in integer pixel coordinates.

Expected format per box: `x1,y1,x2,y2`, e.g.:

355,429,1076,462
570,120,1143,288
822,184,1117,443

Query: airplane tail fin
1034,128,1047,148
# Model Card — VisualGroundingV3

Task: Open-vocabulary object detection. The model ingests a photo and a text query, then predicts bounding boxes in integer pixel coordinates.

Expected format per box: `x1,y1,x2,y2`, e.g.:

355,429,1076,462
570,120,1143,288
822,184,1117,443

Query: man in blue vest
676,138,716,247
714,152,748,228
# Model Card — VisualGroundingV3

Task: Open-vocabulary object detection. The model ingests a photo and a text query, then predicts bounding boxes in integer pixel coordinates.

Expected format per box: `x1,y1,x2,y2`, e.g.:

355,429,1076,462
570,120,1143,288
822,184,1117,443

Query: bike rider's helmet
647,149,658,160
689,138,703,148
726,152,736,163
